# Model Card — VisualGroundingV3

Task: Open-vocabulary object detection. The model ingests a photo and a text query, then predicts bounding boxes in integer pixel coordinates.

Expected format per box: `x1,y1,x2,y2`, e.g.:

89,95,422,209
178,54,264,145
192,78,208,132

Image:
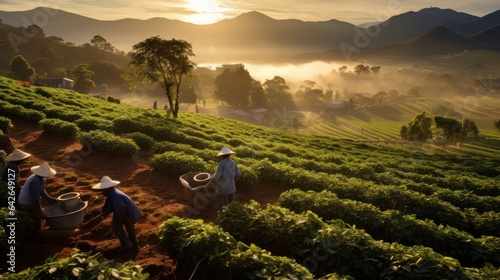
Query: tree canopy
214,66,253,108
71,64,95,93
400,111,433,142
10,55,35,81
129,36,195,118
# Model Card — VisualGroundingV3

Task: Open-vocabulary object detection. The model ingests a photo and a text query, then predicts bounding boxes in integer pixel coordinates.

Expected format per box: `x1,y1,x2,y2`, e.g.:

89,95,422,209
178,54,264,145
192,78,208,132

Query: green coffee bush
78,130,139,156
0,116,13,134
39,118,80,138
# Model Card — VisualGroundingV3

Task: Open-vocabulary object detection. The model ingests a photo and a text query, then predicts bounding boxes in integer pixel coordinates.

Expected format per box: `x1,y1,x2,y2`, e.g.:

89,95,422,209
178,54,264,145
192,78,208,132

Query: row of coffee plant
217,201,499,279
1,249,148,279
250,159,499,237
156,216,349,279
279,189,499,267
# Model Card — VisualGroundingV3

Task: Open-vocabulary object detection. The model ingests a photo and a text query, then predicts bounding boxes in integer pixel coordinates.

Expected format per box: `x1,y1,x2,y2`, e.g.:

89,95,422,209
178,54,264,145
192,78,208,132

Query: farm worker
209,146,241,207
153,100,157,110
1,149,32,208
18,162,58,231
91,176,141,251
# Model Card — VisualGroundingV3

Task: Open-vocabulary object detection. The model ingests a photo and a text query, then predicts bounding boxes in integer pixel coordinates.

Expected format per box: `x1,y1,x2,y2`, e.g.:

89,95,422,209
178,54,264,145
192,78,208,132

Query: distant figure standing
195,104,199,113
210,147,241,207
91,176,141,251
153,100,157,110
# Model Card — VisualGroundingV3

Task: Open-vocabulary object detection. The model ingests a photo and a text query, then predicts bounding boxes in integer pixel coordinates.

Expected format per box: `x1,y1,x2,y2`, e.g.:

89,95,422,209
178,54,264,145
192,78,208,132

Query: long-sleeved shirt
18,174,56,212
102,187,141,223
212,158,241,195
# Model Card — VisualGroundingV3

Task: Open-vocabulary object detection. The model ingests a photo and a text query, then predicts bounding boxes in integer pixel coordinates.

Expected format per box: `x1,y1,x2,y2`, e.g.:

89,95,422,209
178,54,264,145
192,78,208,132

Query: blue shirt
102,187,141,223
212,158,241,195
18,174,55,210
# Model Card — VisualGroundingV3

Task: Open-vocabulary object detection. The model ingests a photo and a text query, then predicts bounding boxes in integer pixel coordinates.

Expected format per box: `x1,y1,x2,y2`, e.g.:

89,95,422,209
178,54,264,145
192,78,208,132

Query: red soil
6,118,286,279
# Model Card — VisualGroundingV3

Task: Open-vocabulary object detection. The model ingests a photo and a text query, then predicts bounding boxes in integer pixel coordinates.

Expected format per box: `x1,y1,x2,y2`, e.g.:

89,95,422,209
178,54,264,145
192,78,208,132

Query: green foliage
2,249,148,279
106,95,120,104
434,115,463,147
235,164,259,189
124,132,156,150
39,118,80,138
218,201,473,279
157,216,313,279
78,130,139,156
76,116,114,132
149,151,207,175
0,103,46,122
279,189,500,267
0,116,13,134
400,111,433,141
129,36,195,118
9,55,35,81
214,66,253,107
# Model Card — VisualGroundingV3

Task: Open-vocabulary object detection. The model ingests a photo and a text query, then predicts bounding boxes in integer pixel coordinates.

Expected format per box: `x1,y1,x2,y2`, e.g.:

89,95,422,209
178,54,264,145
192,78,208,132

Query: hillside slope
1,76,499,278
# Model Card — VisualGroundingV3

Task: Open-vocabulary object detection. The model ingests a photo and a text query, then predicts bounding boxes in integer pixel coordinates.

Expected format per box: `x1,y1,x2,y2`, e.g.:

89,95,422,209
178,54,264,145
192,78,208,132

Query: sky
0,0,499,25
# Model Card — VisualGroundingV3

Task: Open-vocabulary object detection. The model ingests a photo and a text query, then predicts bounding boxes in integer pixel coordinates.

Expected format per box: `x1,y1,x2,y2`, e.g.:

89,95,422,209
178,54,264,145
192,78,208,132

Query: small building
34,78,74,89
328,101,346,110
247,108,268,122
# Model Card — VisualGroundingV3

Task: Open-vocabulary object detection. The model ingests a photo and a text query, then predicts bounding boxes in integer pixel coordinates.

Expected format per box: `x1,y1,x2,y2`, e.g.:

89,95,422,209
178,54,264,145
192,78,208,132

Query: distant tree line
400,111,480,150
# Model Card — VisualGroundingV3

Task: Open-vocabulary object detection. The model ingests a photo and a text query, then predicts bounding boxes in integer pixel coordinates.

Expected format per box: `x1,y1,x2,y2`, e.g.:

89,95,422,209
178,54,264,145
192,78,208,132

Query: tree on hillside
71,64,95,93
262,76,296,110
129,36,195,118
434,115,462,150
461,118,479,145
400,111,433,142
10,55,35,81
90,35,116,52
214,66,253,108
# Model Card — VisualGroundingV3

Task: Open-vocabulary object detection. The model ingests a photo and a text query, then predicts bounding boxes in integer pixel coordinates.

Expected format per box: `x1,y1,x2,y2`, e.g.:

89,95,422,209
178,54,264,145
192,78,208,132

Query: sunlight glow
187,0,223,25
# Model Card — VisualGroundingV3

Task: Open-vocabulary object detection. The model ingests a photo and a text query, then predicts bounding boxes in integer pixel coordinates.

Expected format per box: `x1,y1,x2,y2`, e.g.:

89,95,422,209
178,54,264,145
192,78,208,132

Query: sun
187,0,224,25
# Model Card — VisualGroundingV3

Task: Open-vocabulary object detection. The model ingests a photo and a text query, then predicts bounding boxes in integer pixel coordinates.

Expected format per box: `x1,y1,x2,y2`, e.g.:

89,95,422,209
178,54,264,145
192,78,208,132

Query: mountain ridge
0,6,499,63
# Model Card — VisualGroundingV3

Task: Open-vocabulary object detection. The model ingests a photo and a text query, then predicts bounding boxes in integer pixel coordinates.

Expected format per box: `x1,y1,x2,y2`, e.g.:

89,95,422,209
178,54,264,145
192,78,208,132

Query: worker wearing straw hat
1,149,32,207
91,176,141,251
210,146,241,207
18,163,58,231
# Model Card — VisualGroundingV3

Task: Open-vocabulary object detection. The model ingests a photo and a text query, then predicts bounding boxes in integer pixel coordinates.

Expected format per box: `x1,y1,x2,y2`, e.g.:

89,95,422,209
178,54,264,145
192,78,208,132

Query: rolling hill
1,6,499,63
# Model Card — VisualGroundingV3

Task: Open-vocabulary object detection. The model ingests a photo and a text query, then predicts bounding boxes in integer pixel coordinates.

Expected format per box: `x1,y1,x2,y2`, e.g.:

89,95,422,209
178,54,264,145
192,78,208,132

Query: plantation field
0,75,499,279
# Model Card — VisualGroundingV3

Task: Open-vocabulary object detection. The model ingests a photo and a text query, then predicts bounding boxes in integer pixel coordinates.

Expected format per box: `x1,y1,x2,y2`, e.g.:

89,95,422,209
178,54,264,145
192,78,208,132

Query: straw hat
0,150,6,157
91,176,120,190
31,163,57,177
6,149,31,162
217,146,236,156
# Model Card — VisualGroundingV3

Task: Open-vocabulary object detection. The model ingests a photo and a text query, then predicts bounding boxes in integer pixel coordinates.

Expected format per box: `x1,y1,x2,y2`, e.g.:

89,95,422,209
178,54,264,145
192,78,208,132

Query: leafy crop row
157,216,324,279
218,201,498,279
279,189,500,267
2,249,148,279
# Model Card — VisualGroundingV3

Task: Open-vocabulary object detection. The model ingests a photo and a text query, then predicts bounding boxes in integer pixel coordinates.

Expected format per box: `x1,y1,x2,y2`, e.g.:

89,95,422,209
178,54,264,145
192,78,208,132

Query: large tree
129,36,195,118
400,111,433,142
434,115,462,150
71,64,95,93
10,55,35,81
214,66,253,108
